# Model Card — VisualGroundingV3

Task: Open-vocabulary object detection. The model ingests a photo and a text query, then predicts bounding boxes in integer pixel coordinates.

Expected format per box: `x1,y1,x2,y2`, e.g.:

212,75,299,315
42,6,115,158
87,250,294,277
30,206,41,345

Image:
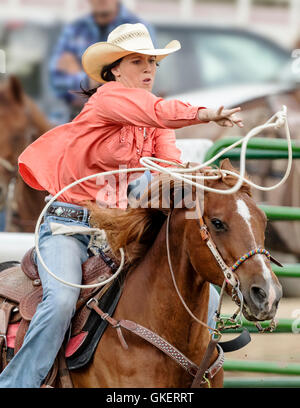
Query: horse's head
0,75,36,208
185,159,282,322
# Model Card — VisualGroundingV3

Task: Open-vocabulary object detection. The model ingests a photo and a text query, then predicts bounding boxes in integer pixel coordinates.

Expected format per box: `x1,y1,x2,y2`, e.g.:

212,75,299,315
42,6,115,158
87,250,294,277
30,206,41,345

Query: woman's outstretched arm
96,83,243,130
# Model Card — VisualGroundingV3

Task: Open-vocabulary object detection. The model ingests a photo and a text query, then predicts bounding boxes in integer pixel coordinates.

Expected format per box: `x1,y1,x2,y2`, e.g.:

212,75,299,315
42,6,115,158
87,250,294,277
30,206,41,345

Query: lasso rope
139,105,291,194
34,105,292,289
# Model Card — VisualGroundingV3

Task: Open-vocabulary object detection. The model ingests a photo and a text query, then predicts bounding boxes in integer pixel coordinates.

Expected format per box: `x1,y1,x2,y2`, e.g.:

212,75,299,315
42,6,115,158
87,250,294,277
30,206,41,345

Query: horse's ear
9,75,24,104
219,158,236,172
219,158,241,181
219,158,252,196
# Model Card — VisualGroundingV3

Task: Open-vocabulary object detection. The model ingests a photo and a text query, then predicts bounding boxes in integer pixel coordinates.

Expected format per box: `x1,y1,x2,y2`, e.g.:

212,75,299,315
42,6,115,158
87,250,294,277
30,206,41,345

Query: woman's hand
198,106,244,128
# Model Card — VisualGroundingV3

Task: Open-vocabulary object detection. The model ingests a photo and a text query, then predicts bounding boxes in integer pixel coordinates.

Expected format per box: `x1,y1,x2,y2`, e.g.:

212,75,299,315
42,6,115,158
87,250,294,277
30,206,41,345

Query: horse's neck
24,95,52,137
7,176,46,233
16,176,46,209
117,215,210,359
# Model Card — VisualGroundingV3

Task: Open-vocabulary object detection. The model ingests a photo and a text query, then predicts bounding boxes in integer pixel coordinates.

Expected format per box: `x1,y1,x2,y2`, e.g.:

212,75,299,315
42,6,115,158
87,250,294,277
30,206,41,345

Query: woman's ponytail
77,57,124,98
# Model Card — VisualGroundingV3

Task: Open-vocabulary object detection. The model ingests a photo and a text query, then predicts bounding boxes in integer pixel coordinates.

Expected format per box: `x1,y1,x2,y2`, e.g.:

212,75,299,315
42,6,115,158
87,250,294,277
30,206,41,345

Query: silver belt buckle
55,207,64,216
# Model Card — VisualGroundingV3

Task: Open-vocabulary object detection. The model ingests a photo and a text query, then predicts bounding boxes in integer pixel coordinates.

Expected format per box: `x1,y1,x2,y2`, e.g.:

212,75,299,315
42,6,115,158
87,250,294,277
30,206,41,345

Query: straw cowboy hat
82,23,181,83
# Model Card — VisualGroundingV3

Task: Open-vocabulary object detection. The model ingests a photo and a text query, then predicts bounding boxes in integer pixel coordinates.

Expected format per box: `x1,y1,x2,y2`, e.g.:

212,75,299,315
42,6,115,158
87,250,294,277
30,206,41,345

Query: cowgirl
0,23,243,387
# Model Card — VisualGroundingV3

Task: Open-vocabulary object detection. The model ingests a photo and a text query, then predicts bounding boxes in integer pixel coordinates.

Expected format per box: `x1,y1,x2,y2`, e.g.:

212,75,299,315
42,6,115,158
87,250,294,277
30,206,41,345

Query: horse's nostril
250,285,267,304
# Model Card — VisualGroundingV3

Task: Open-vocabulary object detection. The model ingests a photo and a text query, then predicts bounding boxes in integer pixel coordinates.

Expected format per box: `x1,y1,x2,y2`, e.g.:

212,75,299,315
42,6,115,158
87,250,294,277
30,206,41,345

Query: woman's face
111,53,157,91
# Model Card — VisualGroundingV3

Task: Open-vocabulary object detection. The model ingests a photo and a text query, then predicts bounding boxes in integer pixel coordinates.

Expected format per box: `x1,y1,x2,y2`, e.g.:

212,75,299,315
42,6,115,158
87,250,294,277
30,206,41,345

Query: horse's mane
85,158,252,266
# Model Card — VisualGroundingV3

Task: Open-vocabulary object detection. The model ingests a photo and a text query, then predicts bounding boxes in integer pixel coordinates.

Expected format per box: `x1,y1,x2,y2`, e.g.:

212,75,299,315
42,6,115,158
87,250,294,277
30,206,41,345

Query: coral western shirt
18,81,206,208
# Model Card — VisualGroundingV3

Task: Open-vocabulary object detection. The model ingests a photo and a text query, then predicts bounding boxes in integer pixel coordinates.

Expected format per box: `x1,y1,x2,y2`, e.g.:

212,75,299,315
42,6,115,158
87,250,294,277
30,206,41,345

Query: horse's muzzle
242,279,282,321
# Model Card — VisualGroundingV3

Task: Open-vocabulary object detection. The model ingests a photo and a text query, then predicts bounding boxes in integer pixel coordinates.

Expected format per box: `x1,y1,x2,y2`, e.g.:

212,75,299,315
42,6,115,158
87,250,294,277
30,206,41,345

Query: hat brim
82,40,181,83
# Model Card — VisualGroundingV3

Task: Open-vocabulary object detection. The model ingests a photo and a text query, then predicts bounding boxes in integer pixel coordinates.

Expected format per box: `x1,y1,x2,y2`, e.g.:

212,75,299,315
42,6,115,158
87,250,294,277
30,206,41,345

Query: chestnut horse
0,75,52,232
69,159,282,388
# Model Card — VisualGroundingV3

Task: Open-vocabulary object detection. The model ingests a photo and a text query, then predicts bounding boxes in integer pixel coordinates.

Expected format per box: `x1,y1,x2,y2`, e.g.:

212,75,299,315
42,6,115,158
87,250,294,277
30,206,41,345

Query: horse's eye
211,218,226,231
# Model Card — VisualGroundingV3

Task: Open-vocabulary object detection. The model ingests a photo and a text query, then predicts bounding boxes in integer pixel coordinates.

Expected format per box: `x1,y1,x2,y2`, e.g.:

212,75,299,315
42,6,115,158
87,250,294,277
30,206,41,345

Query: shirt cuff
182,106,208,124
196,107,209,123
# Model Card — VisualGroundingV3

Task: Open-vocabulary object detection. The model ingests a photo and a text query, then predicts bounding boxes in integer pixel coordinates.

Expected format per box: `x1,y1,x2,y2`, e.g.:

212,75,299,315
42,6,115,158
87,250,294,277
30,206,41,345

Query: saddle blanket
5,273,123,370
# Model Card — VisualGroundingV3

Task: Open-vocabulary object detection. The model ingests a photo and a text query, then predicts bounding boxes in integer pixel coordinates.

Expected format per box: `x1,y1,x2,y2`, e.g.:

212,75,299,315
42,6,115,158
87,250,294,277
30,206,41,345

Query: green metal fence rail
224,360,300,375
204,136,300,164
272,264,300,278
260,205,300,221
259,204,300,278
224,377,300,388
219,317,299,334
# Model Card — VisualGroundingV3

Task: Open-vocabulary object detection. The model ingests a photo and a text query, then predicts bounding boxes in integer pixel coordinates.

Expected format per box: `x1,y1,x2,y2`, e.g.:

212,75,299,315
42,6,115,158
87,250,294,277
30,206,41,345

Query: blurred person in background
49,0,156,121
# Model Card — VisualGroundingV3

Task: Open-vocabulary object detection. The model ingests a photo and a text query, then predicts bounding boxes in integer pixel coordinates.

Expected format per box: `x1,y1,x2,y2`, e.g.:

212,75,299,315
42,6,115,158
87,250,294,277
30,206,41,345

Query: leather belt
46,205,89,222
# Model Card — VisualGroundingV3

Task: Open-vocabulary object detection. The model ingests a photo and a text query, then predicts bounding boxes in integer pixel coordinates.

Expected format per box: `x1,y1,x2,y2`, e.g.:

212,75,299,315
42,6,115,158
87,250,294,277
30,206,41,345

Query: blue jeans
0,200,91,388
0,173,219,388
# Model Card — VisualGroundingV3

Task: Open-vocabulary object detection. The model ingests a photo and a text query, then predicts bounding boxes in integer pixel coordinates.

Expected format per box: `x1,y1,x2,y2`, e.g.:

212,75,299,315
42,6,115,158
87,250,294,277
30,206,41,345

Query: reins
165,211,218,333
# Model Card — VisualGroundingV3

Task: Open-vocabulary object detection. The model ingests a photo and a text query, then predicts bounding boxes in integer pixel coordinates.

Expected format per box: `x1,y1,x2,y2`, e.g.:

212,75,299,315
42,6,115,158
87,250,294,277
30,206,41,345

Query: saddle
0,247,125,387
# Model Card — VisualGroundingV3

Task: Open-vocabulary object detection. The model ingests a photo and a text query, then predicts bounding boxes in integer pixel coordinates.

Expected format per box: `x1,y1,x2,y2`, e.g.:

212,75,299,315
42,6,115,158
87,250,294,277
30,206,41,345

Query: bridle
166,198,282,333
195,198,271,289
165,198,282,387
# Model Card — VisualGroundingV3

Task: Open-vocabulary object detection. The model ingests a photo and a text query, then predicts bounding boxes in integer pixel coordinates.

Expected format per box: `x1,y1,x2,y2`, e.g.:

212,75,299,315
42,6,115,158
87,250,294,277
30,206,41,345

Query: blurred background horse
0,75,52,232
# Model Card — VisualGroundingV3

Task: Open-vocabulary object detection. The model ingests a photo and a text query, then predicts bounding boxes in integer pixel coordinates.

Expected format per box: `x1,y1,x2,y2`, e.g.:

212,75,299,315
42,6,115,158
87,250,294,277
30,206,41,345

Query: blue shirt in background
49,4,156,103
